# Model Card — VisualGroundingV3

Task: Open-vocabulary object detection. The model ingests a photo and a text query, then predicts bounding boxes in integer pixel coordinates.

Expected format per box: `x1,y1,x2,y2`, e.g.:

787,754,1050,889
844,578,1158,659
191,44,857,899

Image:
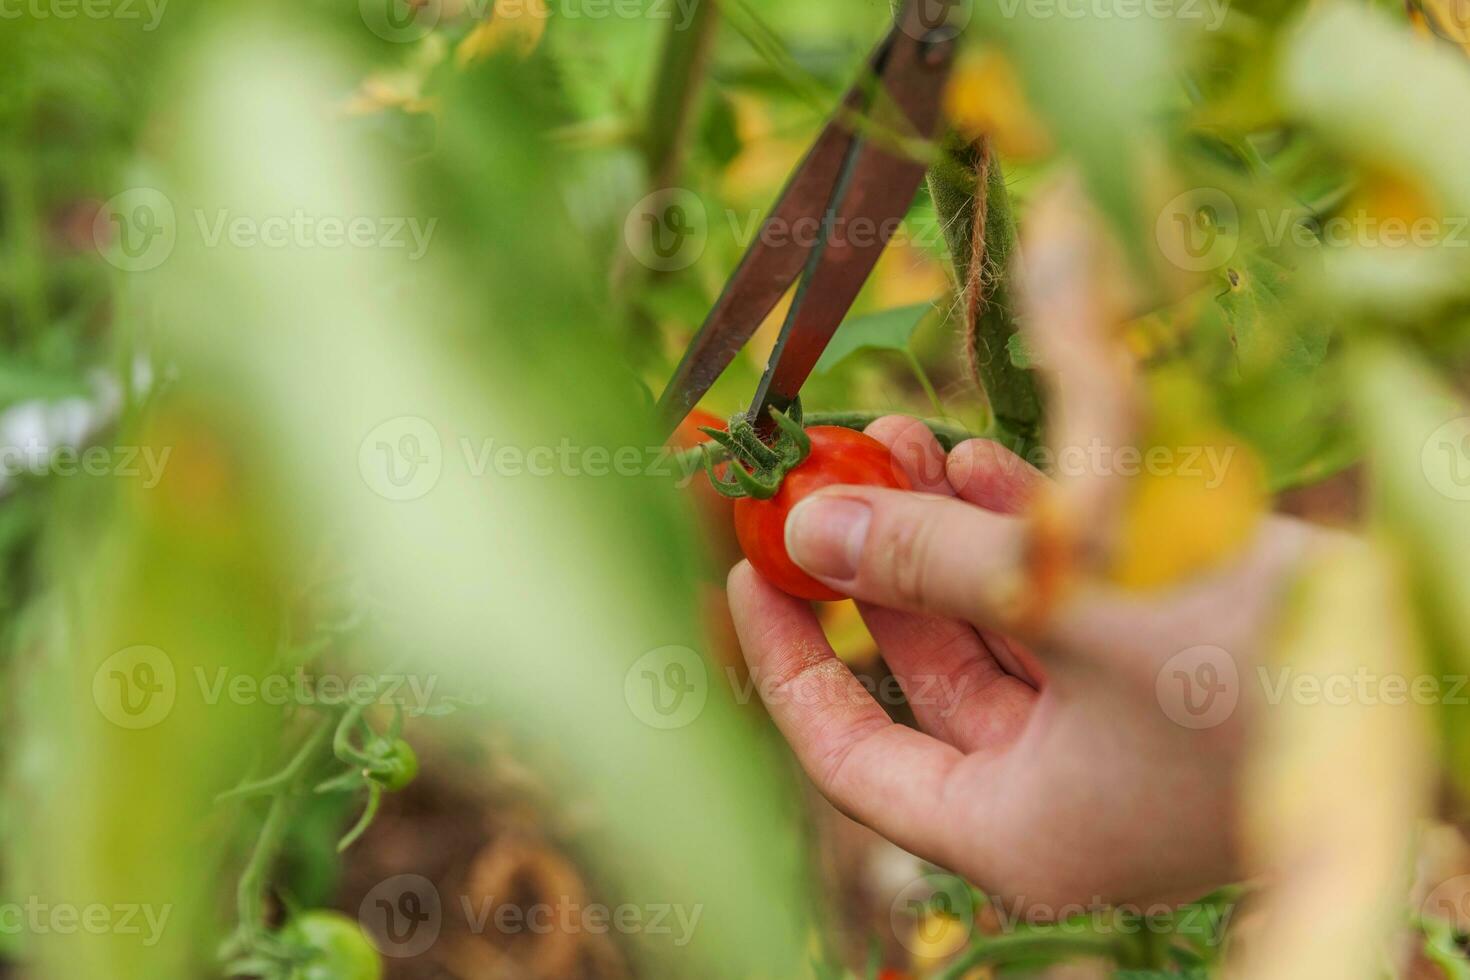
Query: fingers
857,417,1035,750
862,415,954,496
946,438,1045,515
857,606,1036,752
727,561,964,856
784,484,1030,627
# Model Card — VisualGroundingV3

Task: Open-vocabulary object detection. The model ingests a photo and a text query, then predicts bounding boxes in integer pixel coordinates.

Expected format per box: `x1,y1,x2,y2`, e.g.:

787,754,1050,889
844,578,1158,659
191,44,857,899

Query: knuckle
871,507,936,610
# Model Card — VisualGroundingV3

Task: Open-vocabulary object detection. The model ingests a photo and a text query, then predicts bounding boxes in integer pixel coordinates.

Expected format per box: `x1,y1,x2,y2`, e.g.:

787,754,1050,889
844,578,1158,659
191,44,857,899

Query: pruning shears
655,0,959,441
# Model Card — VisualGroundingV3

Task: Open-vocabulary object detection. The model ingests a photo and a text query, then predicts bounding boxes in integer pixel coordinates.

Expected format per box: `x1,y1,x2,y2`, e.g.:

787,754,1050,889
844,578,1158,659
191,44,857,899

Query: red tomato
734,426,909,601
876,971,912,980
671,409,742,569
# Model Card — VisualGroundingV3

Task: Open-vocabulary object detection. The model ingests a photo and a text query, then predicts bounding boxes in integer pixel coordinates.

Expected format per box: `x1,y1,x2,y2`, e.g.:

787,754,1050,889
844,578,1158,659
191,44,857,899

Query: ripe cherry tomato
671,408,742,569
734,426,909,601
282,910,383,980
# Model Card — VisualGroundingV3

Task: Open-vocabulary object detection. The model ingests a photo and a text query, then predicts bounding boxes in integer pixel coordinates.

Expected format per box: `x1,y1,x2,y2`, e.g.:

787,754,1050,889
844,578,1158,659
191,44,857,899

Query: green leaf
0,363,88,404
1006,332,1037,370
812,303,931,374
1217,248,1327,375
699,89,742,169
1281,1,1470,217
1422,916,1470,980
1349,344,1470,792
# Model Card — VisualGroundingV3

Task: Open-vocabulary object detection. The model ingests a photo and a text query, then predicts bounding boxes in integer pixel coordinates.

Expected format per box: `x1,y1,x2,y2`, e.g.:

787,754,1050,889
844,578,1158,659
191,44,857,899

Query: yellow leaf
456,0,548,65
1107,429,1266,589
942,48,1051,161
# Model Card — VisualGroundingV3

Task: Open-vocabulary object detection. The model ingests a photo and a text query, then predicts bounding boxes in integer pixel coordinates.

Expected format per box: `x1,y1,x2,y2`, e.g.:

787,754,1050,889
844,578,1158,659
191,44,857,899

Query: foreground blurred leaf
1350,344,1470,791
16,403,281,977
115,11,814,978
1230,538,1432,980
972,0,1171,273
1280,1,1470,312
1107,428,1266,590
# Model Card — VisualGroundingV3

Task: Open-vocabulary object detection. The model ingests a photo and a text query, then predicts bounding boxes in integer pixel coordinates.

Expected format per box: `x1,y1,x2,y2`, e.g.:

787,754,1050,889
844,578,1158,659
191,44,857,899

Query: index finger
726,561,964,858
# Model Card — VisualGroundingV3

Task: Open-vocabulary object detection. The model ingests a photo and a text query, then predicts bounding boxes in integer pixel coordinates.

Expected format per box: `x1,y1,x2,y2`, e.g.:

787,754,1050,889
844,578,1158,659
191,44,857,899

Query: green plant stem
672,412,979,477
902,346,946,419
217,719,332,801
642,0,719,188
800,412,975,449
932,932,1119,980
928,136,1044,456
229,719,332,942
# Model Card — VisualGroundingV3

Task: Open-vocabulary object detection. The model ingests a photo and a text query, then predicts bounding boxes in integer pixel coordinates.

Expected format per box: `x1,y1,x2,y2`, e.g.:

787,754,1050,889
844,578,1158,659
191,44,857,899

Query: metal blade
654,27,902,438
748,11,956,435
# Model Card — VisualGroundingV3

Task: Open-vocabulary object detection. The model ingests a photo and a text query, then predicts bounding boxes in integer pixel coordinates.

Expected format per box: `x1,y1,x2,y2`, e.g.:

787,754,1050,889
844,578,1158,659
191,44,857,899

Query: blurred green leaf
1281,1,1470,216
813,302,931,374
1350,344,1470,790
972,0,1172,274
1217,249,1327,374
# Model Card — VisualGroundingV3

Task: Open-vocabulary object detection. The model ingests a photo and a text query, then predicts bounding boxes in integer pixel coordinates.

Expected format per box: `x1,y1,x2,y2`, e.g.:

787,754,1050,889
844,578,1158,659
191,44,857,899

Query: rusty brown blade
654,26,901,438
749,13,955,436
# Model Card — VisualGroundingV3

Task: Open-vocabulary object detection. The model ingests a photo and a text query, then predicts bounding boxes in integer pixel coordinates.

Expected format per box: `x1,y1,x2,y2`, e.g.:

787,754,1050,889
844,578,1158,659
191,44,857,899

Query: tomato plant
367,737,418,793
281,911,382,980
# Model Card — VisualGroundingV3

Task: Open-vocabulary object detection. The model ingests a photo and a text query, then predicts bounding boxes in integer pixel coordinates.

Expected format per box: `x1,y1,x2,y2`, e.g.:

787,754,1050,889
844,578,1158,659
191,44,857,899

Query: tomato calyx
699,401,811,501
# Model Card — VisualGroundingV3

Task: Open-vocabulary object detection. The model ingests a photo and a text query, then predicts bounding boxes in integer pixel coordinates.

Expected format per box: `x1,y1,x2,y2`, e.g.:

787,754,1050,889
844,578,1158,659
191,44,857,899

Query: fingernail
785,495,871,581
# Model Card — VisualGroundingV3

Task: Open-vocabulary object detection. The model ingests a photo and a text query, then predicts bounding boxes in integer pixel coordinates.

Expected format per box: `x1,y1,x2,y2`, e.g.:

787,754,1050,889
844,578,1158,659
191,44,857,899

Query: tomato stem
676,411,981,475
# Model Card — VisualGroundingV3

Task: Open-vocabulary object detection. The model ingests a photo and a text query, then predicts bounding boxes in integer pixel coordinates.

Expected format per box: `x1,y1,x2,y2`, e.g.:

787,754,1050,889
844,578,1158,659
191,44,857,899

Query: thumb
784,486,1030,627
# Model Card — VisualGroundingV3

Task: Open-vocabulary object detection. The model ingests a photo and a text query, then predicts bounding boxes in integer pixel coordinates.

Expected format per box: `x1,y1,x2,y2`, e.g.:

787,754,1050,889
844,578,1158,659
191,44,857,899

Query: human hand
726,415,1322,910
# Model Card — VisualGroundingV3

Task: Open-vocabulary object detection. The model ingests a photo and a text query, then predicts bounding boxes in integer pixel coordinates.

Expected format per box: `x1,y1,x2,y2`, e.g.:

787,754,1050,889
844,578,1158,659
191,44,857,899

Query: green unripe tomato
282,910,382,980
370,738,418,792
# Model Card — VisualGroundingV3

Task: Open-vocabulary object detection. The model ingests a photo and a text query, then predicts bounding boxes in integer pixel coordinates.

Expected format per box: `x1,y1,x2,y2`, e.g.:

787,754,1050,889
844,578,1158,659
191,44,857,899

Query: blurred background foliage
3,0,1470,977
